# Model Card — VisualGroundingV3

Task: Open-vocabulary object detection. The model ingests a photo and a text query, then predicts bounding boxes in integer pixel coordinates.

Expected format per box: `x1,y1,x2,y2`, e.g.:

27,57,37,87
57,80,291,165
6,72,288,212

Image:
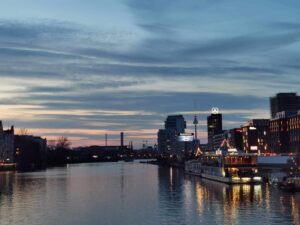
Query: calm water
0,161,299,225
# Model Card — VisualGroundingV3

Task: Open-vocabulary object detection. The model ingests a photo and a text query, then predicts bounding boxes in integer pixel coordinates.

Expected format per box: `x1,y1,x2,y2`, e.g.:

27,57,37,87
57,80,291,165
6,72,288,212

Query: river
0,161,299,225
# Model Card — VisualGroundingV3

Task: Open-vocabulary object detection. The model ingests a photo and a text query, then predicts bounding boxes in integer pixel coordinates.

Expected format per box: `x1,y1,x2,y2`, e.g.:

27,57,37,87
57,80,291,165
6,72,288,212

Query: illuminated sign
211,107,220,114
178,133,194,142
249,127,257,130
250,146,258,151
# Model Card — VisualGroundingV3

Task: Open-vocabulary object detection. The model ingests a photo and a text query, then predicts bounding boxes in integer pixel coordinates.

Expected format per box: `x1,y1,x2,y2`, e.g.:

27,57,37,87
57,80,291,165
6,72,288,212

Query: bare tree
47,140,56,151
18,128,30,136
56,136,71,149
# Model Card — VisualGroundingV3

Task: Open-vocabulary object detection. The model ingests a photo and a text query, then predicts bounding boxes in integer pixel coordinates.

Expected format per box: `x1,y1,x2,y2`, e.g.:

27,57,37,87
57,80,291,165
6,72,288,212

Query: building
269,112,290,153
207,110,222,151
15,135,47,170
0,121,15,164
287,112,300,153
164,115,186,132
228,128,243,150
242,119,269,154
158,129,177,156
157,115,187,158
120,132,124,147
212,131,227,152
270,93,300,118
210,128,243,152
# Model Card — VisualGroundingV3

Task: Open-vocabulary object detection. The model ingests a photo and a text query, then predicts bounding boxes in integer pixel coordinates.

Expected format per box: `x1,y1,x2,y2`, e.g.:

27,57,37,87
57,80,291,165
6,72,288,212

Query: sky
0,0,300,147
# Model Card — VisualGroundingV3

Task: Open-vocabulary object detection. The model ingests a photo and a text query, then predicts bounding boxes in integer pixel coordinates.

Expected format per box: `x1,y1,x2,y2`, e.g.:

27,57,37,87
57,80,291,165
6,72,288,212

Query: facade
207,113,222,151
242,119,269,154
158,129,178,156
199,144,208,152
228,128,243,150
211,128,243,152
267,111,300,154
164,115,186,133
269,112,289,153
15,135,47,169
270,93,300,118
287,112,300,153
158,115,187,158
212,131,227,152
0,121,15,164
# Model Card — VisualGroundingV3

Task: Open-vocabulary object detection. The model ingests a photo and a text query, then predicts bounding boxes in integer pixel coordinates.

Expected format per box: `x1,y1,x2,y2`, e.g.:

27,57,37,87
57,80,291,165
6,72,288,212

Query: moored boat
279,177,300,192
185,152,262,184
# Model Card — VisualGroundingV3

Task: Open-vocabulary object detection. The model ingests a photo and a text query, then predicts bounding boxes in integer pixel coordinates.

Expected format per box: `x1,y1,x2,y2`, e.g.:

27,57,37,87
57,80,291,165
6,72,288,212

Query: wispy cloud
0,0,300,146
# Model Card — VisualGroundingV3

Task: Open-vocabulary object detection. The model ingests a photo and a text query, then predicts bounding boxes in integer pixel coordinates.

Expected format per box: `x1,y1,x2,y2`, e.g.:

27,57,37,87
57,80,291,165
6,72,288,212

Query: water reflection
186,174,299,225
159,166,300,225
0,164,299,225
0,171,14,209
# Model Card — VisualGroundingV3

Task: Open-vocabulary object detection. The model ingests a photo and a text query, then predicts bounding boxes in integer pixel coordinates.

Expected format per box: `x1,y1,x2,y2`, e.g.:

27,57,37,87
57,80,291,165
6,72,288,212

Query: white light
250,146,258,150
242,178,251,182
253,177,262,181
178,134,194,142
211,107,220,114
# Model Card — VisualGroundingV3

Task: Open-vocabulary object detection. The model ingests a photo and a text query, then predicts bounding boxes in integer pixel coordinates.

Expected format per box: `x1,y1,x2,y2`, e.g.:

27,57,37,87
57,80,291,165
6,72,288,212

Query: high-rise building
287,112,300,153
158,129,177,156
164,115,186,133
269,112,289,153
242,119,269,153
207,109,222,151
158,115,187,157
270,93,300,118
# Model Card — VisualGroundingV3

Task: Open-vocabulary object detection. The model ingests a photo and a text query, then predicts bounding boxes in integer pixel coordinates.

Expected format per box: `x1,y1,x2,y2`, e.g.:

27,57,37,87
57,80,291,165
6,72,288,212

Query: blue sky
0,0,300,147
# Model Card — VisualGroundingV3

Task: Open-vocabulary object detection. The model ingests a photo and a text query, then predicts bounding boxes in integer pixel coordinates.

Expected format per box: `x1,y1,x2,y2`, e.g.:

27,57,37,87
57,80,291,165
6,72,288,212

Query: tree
56,136,71,149
18,128,30,136
47,140,56,151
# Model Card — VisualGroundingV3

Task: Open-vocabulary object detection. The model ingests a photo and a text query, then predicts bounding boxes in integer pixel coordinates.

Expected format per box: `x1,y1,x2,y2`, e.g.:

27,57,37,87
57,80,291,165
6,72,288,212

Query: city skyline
1,1,300,147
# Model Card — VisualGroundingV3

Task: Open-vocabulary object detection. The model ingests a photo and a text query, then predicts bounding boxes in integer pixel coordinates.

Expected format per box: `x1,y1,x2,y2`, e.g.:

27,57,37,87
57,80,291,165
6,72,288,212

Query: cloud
1,1,300,147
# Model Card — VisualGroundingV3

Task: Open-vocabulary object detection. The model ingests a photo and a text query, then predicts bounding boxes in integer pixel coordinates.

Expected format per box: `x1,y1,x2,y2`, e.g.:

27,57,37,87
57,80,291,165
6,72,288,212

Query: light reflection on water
0,162,299,225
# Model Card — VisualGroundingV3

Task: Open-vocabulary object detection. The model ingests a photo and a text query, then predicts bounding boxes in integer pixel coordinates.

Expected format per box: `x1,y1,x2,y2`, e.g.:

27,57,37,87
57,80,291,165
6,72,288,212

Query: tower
120,132,124,147
207,108,223,151
105,134,108,146
193,115,198,140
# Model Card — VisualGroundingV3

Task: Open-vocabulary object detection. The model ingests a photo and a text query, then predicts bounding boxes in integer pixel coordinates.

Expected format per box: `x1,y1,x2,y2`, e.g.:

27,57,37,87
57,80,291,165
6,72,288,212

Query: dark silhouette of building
158,129,177,156
120,132,124,147
164,115,186,132
158,115,187,157
15,135,47,170
270,93,300,118
0,121,15,164
207,111,222,151
229,128,243,150
242,119,269,153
